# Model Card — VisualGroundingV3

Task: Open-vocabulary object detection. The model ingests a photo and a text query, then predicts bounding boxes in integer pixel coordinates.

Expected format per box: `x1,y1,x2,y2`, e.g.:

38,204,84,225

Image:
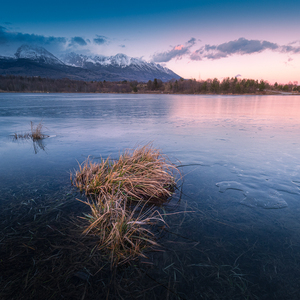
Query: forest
0,75,299,94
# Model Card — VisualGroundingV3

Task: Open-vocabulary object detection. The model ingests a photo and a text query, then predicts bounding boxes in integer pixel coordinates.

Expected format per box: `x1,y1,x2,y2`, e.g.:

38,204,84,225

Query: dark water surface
1,93,300,299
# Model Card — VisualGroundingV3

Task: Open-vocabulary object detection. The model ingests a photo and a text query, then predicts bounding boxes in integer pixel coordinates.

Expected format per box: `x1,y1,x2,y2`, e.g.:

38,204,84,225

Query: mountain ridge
0,45,181,82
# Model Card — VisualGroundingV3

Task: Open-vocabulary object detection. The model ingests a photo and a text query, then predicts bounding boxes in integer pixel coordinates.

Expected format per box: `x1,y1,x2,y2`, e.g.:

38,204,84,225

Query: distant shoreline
1,90,299,96
0,75,299,95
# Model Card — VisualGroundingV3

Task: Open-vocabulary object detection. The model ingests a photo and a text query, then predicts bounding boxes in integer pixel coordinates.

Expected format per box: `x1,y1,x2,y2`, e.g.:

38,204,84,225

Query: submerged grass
72,144,179,265
79,195,166,266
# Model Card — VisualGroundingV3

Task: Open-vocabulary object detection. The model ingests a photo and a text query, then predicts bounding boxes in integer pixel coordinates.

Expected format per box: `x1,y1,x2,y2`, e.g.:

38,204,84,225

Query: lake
1,93,300,299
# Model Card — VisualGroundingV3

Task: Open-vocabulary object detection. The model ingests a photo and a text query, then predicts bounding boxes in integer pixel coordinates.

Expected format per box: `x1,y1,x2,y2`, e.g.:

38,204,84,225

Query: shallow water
1,93,300,299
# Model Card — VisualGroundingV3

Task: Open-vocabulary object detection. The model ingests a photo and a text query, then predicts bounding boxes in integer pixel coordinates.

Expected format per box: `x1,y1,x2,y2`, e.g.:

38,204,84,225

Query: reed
72,144,179,265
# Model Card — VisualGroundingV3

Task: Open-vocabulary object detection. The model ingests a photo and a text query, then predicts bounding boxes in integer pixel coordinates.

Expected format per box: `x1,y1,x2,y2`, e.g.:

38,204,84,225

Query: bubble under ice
240,195,288,209
216,181,288,209
216,181,244,193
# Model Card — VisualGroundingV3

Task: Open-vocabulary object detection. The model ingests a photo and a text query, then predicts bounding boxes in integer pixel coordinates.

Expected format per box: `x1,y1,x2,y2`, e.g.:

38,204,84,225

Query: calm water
1,93,300,299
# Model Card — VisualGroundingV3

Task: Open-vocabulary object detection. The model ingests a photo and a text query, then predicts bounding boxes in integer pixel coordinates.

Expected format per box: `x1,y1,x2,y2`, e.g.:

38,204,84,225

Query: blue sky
1,0,299,83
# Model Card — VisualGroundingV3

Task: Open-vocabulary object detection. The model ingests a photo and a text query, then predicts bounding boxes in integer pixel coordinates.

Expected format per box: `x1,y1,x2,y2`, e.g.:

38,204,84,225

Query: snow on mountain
59,52,92,68
61,52,177,76
15,45,64,65
62,52,139,68
100,53,132,67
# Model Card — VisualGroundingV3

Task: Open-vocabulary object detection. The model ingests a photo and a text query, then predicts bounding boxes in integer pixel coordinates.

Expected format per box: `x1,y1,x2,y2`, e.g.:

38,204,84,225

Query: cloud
0,25,66,46
281,45,300,54
190,51,202,61
190,37,300,61
0,27,110,56
187,37,196,46
152,45,188,62
219,38,278,54
69,36,88,46
119,44,125,48
288,40,300,46
152,37,197,63
93,35,108,45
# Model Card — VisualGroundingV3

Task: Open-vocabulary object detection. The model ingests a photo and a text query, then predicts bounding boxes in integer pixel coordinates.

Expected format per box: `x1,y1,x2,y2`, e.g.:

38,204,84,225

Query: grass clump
13,121,48,141
30,121,46,140
72,144,177,202
72,144,178,265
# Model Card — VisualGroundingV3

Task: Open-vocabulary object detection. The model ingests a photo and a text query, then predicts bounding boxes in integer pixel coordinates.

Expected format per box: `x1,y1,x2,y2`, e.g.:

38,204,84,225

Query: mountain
0,46,99,81
0,45,181,82
15,45,64,65
61,52,180,82
62,52,176,74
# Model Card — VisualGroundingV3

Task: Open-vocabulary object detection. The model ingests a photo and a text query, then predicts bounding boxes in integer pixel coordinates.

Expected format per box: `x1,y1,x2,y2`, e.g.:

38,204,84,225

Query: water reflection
32,138,46,154
11,133,47,154
170,95,300,125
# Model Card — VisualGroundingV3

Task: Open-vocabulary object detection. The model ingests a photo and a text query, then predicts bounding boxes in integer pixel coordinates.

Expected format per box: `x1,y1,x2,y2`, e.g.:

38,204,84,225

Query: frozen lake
1,93,300,299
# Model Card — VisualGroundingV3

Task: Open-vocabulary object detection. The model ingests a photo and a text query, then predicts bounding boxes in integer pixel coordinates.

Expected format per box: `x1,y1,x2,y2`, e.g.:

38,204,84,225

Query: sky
0,0,299,84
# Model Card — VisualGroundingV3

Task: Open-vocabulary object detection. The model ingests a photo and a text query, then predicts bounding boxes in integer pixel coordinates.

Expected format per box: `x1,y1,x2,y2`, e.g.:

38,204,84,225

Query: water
1,93,300,299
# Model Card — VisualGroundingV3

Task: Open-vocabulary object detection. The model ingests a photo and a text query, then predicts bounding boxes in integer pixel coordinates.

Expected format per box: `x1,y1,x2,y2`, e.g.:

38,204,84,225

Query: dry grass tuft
13,121,48,140
30,121,46,140
72,144,177,202
72,144,179,265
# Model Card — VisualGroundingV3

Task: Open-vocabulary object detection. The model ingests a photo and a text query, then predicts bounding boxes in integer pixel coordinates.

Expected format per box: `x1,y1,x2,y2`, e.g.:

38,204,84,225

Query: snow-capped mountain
61,52,178,78
15,45,64,65
0,45,181,82
61,52,134,68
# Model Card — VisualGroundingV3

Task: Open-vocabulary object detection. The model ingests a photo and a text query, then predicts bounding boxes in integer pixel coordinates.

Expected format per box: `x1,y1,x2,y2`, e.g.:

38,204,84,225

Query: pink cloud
152,38,196,62
174,45,184,50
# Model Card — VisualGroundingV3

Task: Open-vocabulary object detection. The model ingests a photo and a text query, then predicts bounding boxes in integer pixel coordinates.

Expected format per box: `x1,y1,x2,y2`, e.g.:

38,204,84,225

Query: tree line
0,75,299,94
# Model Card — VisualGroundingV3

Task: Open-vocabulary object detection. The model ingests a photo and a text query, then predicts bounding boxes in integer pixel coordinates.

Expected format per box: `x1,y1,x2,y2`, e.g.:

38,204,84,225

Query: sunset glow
0,0,299,83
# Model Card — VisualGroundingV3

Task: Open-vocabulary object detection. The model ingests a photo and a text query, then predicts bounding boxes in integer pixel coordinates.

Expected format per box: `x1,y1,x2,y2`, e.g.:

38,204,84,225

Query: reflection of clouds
169,96,300,127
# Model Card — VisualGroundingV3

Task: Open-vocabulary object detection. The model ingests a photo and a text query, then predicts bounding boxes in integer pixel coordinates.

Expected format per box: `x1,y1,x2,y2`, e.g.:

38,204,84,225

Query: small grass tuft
13,121,49,141
30,121,46,140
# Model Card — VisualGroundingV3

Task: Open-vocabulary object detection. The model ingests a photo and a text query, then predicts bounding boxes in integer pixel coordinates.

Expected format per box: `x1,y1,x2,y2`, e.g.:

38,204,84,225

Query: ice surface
216,181,245,193
216,181,289,209
240,195,288,209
